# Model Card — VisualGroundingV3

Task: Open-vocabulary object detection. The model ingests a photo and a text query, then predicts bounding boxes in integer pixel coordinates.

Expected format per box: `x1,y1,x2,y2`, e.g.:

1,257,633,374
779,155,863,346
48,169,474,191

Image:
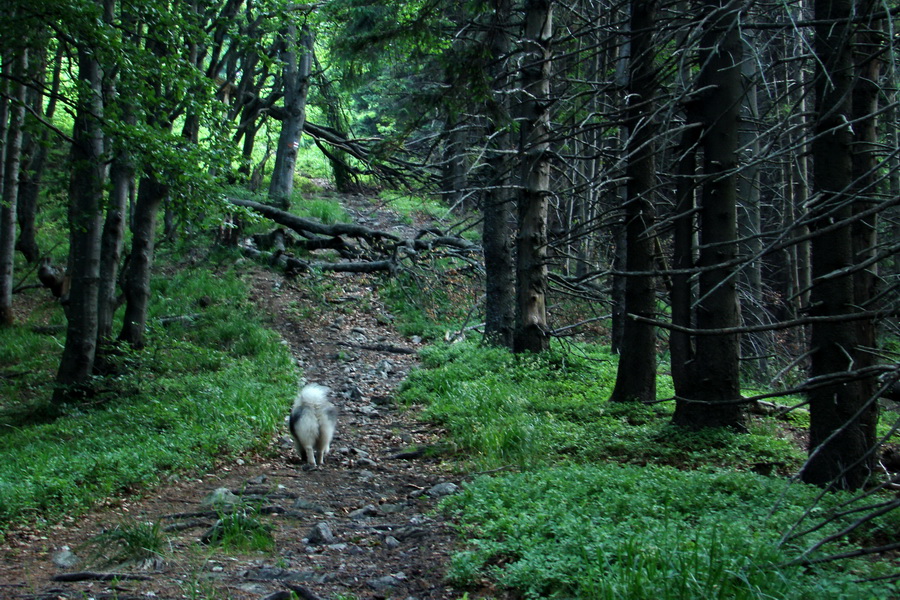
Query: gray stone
349,504,379,520
293,498,327,513
305,522,335,545
368,572,406,591
51,548,80,569
201,487,241,507
426,482,460,497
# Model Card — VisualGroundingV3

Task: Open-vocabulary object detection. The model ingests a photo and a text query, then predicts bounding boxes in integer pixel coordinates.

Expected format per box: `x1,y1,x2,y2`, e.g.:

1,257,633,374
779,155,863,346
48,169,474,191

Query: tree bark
801,0,880,489
0,48,27,326
268,21,313,209
610,0,659,403
118,175,166,349
736,34,770,381
513,0,553,354
55,40,106,400
482,0,516,349
672,0,745,429
17,37,59,263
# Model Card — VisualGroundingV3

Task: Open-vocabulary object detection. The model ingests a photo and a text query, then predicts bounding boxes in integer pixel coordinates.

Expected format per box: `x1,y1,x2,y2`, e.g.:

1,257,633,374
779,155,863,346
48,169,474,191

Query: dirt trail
0,198,472,600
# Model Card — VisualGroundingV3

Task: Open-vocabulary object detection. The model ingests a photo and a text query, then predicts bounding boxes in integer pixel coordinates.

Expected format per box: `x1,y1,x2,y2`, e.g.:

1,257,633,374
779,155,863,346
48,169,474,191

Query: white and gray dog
289,383,338,468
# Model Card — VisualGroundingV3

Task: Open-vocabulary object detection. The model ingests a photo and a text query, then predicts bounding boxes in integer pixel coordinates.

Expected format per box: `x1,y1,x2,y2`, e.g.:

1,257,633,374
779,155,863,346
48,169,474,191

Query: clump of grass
203,507,274,552
296,197,351,225
379,190,449,222
84,518,167,566
443,465,899,599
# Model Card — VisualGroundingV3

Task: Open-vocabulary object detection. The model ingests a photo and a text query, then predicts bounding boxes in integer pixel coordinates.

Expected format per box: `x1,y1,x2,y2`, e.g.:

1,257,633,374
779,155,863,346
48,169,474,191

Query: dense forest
2,0,900,597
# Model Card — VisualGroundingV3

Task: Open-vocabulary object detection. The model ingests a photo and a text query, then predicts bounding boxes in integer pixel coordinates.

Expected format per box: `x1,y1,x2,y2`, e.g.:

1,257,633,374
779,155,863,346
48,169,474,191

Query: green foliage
398,340,804,471
0,269,295,532
442,466,898,599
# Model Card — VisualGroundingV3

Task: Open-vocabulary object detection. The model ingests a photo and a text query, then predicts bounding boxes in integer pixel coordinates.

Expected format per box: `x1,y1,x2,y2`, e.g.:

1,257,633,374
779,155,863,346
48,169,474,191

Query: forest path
0,193,472,600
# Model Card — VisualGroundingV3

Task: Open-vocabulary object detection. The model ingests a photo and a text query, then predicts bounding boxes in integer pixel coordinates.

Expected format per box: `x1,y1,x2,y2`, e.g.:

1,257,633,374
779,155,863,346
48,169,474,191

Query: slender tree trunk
96,1,132,350
55,41,106,400
118,175,167,349
268,22,312,209
801,0,875,489
313,51,354,192
737,35,769,380
669,127,699,393
0,48,27,326
17,37,58,263
673,0,745,429
482,0,516,349
610,0,659,403
513,0,553,354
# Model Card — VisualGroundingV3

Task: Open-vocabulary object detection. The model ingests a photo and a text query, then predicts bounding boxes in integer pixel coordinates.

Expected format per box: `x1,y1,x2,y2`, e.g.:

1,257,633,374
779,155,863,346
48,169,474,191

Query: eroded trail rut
0,269,468,600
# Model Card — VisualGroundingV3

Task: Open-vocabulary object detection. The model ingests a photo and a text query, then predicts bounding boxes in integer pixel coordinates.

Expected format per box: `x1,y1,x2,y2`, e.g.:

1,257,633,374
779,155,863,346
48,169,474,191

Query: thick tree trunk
55,43,106,400
801,0,880,489
513,0,553,354
0,48,27,326
673,0,745,429
610,0,659,403
482,0,516,349
268,22,313,209
800,0,874,489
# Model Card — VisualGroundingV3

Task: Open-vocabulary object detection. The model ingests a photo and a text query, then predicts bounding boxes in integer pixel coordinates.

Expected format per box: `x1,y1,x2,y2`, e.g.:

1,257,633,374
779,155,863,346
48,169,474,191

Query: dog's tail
295,383,330,409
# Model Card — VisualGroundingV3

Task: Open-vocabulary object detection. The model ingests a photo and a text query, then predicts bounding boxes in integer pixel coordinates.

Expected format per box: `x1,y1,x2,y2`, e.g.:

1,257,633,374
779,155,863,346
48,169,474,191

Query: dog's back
289,383,338,467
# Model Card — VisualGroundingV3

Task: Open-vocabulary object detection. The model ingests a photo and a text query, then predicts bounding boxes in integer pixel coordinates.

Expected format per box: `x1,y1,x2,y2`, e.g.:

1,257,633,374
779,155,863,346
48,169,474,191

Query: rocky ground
0,195,478,600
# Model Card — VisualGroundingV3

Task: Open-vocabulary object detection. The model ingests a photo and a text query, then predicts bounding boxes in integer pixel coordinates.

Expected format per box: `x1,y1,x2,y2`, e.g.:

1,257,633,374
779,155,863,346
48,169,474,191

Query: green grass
379,190,449,222
379,269,480,340
397,340,803,471
0,267,296,533
84,518,167,566
203,507,275,552
442,465,899,599
400,339,900,599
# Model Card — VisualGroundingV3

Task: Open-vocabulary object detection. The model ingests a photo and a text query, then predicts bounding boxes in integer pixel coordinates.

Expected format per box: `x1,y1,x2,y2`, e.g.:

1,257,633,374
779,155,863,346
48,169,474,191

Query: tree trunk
118,175,167,349
17,37,59,263
482,0,516,349
513,0,553,354
801,0,881,489
800,0,875,489
268,21,313,209
97,1,133,349
0,48,27,326
672,0,745,429
610,0,659,403
736,35,770,381
55,41,106,401
669,127,699,392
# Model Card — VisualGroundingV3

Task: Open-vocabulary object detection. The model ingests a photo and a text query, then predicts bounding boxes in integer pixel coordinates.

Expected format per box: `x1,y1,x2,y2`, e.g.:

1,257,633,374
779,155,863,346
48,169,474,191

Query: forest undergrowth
1,191,898,599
